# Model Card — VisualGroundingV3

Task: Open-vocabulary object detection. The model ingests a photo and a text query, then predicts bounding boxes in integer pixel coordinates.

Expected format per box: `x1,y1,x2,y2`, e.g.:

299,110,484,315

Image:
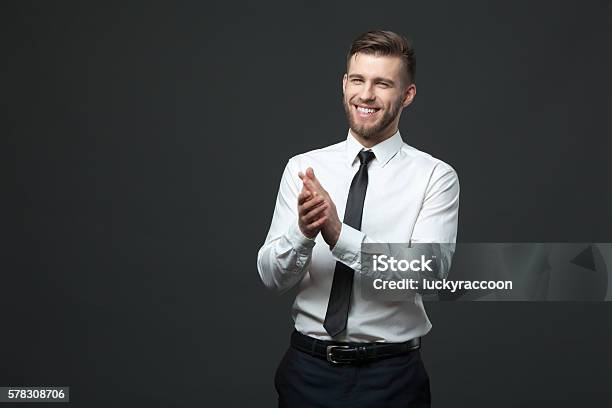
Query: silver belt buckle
326,345,351,365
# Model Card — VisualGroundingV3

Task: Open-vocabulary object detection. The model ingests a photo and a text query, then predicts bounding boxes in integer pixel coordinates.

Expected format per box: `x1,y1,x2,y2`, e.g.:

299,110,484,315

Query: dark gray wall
3,1,611,407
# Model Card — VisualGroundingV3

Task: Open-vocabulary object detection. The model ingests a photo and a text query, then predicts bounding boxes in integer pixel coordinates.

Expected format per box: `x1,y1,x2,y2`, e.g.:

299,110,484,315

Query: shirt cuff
286,221,316,254
331,223,365,267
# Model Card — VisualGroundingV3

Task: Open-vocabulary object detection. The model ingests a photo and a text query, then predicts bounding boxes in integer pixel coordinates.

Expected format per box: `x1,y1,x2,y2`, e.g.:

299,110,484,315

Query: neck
350,126,398,148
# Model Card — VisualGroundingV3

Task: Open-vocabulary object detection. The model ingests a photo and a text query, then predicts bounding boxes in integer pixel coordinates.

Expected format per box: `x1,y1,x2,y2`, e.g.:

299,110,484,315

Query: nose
358,83,375,102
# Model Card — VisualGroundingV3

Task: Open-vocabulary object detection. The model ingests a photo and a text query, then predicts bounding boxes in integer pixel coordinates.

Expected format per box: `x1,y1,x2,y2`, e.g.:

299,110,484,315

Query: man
257,30,459,407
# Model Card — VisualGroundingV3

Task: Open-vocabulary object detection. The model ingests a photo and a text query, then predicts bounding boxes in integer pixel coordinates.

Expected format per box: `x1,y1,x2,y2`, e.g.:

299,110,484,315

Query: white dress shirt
257,130,460,343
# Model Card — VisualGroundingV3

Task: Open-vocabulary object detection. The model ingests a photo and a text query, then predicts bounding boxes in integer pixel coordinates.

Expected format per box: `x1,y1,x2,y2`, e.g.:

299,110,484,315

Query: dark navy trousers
275,345,431,408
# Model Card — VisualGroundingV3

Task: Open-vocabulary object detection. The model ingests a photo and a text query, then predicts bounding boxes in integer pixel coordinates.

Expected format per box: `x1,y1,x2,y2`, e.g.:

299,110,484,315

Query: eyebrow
348,74,396,86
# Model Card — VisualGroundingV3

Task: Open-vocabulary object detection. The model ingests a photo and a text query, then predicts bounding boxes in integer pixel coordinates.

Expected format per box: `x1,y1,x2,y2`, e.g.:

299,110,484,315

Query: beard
343,95,403,140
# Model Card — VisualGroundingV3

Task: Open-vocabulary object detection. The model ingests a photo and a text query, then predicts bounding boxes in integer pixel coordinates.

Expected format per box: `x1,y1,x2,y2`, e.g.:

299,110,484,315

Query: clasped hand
297,168,342,248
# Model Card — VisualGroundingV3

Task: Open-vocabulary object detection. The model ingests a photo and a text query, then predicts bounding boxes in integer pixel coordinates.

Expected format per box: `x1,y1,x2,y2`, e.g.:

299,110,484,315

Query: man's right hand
297,186,328,239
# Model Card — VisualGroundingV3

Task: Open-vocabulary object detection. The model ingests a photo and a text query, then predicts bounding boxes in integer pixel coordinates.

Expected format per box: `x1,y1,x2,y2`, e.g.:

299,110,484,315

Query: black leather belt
290,330,420,366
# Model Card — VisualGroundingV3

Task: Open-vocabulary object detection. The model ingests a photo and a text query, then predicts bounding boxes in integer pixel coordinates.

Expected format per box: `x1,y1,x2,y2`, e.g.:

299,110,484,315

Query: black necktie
323,150,376,337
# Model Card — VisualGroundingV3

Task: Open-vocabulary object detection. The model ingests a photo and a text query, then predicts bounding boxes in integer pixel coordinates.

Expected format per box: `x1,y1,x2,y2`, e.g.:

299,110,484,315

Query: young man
257,30,459,407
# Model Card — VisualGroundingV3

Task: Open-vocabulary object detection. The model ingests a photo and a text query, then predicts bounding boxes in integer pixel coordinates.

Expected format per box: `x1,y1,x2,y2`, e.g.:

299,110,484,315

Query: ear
402,83,417,108
342,73,348,95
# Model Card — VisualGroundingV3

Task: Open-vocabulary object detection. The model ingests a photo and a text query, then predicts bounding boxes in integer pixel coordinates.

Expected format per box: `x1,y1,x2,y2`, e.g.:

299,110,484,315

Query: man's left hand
298,167,342,248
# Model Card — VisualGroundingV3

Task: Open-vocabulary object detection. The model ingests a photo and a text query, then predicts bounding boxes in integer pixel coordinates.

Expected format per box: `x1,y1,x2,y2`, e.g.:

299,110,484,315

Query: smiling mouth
353,104,381,118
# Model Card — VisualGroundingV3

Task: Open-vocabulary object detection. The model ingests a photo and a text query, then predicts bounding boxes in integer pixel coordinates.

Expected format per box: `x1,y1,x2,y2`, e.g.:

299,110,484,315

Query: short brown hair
347,30,416,85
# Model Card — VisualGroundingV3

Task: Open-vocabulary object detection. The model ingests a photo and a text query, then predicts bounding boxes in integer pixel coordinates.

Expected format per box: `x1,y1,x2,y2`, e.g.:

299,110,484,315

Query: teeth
357,106,377,113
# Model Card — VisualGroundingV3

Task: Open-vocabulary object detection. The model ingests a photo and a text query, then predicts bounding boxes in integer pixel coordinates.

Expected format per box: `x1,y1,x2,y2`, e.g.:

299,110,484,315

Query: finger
306,215,328,230
301,167,324,191
306,167,324,190
301,168,315,178
300,179,318,196
303,194,325,210
303,202,328,223
302,177,323,196
299,170,313,182
297,189,311,205
299,195,325,215
301,168,320,186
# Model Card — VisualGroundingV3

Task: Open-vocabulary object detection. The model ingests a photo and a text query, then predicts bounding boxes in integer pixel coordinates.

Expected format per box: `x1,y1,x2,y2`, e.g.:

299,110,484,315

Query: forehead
347,53,404,80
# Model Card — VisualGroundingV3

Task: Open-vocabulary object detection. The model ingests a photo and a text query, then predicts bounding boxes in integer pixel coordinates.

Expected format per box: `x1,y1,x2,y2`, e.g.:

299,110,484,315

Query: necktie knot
358,150,375,166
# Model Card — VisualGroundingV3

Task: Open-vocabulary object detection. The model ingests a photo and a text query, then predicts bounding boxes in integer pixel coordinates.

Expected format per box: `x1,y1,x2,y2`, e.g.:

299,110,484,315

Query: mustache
349,99,380,109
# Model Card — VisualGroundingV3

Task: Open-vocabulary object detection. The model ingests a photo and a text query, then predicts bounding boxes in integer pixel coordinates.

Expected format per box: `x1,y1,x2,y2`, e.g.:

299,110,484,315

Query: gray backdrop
4,1,612,407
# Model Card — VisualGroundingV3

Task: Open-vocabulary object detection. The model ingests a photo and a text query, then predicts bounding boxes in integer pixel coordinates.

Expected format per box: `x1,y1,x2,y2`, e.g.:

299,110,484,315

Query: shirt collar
345,129,403,168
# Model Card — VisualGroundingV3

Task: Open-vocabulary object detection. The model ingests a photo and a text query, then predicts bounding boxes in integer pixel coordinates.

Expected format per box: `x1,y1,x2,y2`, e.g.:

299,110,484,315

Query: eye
351,78,363,84
377,82,390,88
